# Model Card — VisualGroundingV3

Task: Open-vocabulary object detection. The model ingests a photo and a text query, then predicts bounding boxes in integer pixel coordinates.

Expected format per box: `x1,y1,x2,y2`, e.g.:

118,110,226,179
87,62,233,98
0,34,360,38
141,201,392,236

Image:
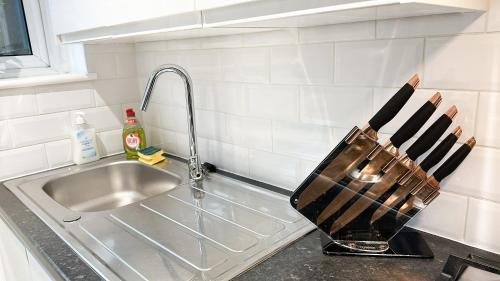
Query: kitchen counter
235,229,500,281
0,166,498,281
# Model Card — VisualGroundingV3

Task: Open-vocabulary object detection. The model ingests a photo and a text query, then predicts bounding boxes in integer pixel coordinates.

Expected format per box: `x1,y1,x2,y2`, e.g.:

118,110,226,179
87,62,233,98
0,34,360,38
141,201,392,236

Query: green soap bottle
123,108,147,160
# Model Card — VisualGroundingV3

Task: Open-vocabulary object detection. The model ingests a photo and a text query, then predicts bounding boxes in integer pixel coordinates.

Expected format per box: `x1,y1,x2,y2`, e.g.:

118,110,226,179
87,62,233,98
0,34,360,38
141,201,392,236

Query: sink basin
42,162,182,212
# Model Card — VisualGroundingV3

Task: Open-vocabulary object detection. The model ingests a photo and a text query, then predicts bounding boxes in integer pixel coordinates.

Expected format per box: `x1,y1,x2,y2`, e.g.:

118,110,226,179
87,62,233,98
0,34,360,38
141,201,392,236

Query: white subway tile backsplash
0,89,37,120
300,86,373,127
408,192,468,242
146,75,186,107
297,159,319,184
179,49,221,80
75,106,123,132
373,88,478,137
159,105,189,133
9,112,72,147
0,121,12,151
195,109,227,141
0,145,48,180
249,149,299,190
272,121,335,161
226,115,272,151
466,198,500,254
335,38,424,87
166,38,201,50
441,147,500,204
476,92,500,148
94,78,139,106
36,87,95,114
116,52,138,78
377,12,486,39
198,138,249,176
270,43,334,85
45,139,72,168
201,35,243,49
97,129,124,156
149,127,179,156
247,84,299,121
221,48,268,83
86,53,118,79
194,81,247,115
135,41,168,52
299,21,375,43
425,34,500,91
243,30,298,47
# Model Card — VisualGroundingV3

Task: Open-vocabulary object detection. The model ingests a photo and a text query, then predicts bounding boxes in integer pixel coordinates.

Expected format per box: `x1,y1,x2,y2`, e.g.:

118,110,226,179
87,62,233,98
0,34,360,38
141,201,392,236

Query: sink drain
63,215,81,223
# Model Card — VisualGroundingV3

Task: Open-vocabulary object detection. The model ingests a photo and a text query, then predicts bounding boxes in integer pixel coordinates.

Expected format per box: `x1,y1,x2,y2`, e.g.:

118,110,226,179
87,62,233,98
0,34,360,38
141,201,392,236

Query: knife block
290,127,435,258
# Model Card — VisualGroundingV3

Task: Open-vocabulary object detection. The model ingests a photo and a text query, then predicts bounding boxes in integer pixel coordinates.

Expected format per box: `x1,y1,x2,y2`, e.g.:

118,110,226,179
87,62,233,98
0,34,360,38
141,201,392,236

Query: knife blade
315,92,441,225
397,137,476,217
369,126,462,224
328,106,457,235
296,75,420,210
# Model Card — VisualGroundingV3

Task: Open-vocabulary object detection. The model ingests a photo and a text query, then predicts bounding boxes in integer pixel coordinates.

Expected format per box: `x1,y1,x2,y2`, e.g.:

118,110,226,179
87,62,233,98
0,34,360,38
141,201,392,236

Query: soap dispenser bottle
71,112,100,164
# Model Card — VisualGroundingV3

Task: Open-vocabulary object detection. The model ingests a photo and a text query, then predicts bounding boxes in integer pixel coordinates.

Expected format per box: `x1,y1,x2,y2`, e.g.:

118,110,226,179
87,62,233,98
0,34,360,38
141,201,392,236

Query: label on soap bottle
125,133,141,150
77,130,97,159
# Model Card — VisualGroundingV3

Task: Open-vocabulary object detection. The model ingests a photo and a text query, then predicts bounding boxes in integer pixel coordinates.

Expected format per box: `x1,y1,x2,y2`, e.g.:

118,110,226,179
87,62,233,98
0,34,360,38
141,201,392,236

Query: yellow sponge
138,146,165,165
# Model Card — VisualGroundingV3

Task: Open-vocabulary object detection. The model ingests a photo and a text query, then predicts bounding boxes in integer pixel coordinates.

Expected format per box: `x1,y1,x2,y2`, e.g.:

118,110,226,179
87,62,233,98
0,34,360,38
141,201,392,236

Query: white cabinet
47,0,196,35
0,218,54,281
53,0,487,44
0,217,31,281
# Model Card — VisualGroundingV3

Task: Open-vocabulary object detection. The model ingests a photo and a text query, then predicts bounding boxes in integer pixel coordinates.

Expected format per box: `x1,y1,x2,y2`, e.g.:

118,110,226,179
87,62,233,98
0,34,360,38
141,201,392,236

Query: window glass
0,0,32,56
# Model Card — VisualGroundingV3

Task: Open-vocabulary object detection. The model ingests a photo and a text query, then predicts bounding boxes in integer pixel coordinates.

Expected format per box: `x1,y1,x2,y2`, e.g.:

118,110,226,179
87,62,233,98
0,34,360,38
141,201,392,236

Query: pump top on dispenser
71,112,100,164
123,108,147,159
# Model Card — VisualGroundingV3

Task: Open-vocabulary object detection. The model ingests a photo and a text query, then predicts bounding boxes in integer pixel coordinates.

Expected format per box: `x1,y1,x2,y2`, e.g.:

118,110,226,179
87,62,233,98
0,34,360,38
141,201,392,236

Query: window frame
0,0,50,77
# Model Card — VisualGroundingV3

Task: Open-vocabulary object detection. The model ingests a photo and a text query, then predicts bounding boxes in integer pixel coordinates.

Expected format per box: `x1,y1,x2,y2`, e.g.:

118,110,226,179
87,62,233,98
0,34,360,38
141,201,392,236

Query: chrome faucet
140,64,203,180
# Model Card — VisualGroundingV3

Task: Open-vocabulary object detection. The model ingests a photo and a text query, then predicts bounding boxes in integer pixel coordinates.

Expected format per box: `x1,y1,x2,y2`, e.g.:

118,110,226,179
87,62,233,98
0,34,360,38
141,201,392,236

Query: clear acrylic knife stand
290,127,435,258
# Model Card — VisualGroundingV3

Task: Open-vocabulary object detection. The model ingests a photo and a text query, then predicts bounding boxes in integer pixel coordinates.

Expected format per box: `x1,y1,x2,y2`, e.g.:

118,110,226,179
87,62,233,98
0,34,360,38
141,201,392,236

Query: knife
369,126,462,224
315,92,442,225
296,75,420,210
328,106,457,235
397,137,476,217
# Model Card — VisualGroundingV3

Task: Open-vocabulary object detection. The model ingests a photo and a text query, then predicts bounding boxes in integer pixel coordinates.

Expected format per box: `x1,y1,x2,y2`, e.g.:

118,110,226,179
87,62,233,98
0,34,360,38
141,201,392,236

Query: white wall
0,44,139,180
134,1,500,254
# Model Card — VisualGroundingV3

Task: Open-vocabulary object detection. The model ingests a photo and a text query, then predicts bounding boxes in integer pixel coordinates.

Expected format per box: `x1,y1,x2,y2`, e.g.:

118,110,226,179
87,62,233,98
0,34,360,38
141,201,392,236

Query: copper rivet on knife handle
466,136,477,148
430,92,442,107
452,126,463,138
445,105,458,119
408,74,420,89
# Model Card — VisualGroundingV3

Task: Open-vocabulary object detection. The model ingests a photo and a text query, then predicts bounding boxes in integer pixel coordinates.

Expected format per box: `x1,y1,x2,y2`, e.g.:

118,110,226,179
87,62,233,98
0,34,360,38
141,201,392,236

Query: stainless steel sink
42,162,182,212
3,155,314,281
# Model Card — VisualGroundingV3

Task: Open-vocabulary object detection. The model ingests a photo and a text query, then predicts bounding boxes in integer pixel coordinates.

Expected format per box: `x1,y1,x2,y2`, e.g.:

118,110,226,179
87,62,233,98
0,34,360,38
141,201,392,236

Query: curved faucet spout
140,64,203,180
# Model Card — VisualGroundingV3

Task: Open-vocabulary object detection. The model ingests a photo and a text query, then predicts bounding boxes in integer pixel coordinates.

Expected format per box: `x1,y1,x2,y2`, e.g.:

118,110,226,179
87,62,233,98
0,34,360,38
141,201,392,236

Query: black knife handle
433,143,472,182
406,114,453,161
420,132,459,172
390,100,437,148
368,83,415,132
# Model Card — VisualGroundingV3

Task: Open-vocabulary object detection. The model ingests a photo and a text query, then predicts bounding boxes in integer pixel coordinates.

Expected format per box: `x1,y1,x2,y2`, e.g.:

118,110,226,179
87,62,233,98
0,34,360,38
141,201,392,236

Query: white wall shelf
57,0,487,44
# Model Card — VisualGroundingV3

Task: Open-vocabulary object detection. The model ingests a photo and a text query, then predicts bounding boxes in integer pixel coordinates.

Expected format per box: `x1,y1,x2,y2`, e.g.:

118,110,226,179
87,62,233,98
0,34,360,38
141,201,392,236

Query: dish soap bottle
71,112,100,164
123,108,147,160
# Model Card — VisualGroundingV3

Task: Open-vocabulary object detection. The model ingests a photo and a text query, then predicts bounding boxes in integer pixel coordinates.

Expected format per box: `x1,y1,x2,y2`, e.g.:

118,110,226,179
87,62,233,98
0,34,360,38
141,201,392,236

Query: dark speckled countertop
235,229,500,281
1,172,498,281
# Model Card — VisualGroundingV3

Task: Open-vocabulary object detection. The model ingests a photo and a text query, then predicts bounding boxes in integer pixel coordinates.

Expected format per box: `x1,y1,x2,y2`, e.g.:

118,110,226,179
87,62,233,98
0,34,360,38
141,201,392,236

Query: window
0,0,32,56
0,0,49,77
